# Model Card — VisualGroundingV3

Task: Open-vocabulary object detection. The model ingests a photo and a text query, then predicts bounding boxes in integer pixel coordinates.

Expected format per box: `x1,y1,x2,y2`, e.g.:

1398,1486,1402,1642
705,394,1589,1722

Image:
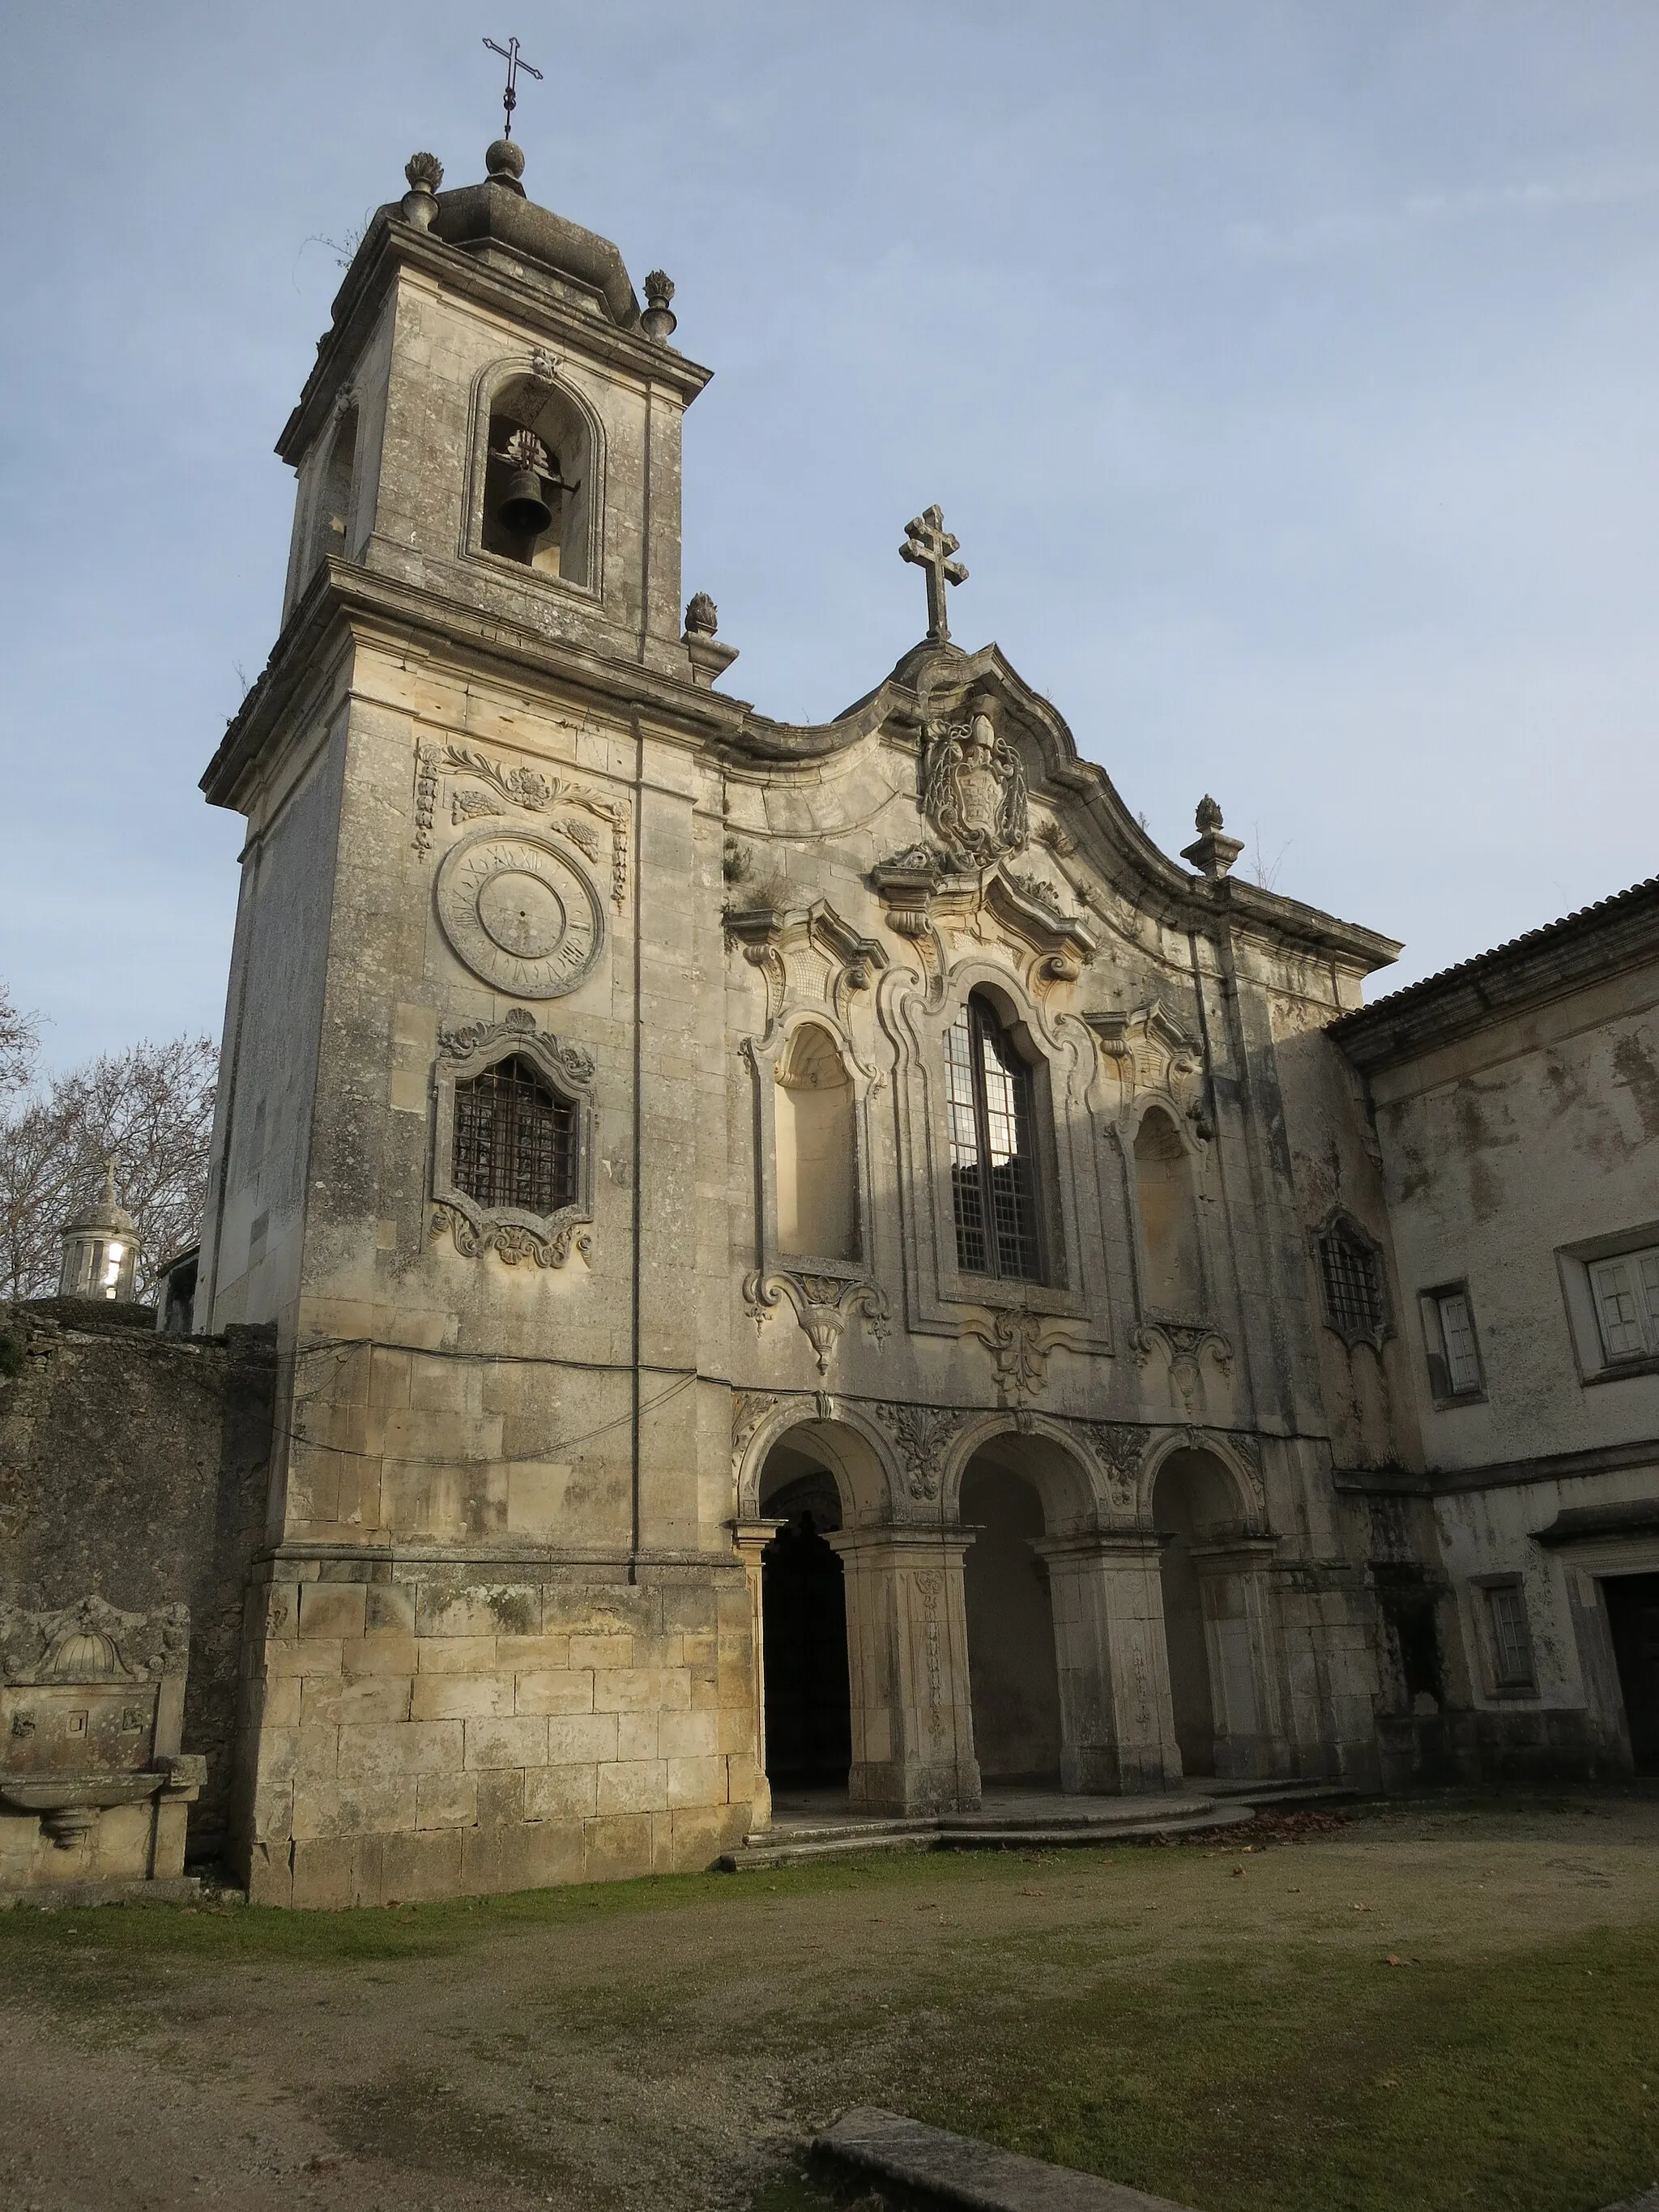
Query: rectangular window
1589,1243,1659,1362
1484,1583,1535,1690
1422,1285,1483,1399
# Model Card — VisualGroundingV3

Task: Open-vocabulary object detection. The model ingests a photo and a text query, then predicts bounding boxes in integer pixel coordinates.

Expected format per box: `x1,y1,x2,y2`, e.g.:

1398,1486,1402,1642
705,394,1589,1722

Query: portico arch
1148,1441,1282,1779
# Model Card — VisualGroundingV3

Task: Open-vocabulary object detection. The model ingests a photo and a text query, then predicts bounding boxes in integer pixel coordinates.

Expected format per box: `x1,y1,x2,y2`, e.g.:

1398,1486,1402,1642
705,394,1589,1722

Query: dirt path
0,1794,1655,2212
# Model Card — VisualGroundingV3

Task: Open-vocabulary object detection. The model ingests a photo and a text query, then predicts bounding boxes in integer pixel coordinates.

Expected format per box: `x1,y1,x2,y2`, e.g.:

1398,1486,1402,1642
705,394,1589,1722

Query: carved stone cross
900,505,968,644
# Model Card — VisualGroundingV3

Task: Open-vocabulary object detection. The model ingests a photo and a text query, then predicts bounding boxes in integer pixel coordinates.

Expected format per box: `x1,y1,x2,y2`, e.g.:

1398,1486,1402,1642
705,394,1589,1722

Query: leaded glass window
452,1055,577,1217
946,996,1043,1282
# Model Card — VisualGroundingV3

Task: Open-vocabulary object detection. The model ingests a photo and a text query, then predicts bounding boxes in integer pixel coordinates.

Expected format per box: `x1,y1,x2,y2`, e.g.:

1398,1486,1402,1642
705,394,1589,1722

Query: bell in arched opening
58,1160,140,1302
492,427,558,539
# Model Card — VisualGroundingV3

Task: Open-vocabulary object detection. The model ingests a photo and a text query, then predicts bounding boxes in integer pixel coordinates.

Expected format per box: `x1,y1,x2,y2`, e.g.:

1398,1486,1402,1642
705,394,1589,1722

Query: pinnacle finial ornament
401,151,444,231
642,271,678,343
1181,794,1245,880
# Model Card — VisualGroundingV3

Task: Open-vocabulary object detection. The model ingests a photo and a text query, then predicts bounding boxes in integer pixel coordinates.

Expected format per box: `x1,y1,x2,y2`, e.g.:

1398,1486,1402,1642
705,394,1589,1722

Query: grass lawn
0,1791,1654,2211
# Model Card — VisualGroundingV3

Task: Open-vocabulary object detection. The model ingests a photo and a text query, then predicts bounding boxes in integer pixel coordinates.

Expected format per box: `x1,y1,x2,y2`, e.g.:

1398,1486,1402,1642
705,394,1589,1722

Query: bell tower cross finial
483,35,543,139
899,505,968,645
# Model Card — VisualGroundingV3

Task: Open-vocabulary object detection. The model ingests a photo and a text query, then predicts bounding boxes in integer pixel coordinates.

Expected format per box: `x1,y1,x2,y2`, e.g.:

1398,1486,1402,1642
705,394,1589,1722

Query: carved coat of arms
923,711,1028,864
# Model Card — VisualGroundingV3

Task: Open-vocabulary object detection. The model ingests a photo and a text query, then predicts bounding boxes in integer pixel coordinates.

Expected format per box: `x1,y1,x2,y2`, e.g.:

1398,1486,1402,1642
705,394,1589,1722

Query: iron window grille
452,1054,577,1217
946,996,1043,1283
1317,1217,1389,1349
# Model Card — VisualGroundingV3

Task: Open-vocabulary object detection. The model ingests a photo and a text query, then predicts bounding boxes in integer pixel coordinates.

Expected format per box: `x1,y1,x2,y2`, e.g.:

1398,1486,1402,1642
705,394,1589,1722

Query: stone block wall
0,1300,275,1859
241,1556,758,1907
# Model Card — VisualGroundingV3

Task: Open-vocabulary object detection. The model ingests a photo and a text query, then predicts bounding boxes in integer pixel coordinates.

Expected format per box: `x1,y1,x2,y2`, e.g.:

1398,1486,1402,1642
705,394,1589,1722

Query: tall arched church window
775,1025,858,1262
452,1055,577,1217
946,995,1043,1281
1134,1106,1204,1315
480,376,593,586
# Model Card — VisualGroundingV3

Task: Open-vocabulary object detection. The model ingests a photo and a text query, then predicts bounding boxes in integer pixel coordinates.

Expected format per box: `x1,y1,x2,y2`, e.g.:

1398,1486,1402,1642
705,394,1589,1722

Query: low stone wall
0,1300,275,1860
242,1553,759,1907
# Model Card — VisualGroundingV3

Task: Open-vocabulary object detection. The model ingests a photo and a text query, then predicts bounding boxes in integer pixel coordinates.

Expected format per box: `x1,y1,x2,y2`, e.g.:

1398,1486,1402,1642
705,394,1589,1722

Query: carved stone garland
414,738,630,909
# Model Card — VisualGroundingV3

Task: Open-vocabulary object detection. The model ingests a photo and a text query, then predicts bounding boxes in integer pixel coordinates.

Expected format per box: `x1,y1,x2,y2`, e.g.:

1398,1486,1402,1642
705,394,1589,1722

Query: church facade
176,137,1656,1908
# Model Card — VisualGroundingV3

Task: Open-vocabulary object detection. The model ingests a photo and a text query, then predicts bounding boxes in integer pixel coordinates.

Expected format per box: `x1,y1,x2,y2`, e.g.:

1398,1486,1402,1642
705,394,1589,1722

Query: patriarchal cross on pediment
900,505,968,645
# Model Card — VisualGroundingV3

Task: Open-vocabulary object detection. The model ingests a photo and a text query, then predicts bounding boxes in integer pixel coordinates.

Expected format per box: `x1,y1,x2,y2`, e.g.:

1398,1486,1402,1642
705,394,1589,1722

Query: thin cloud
1230,168,1659,264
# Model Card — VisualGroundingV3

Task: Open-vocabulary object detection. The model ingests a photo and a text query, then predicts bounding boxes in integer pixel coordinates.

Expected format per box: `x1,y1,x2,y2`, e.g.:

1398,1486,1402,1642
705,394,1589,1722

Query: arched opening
1151,1448,1236,1778
1135,1106,1203,1315
758,1440,851,1799
311,403,358,573
959,1447,1063,1787
480,374,593,585
775,1024,857,1261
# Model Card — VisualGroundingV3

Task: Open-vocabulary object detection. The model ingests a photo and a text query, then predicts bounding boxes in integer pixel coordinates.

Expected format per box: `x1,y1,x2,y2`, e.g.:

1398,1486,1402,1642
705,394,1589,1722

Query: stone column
730,1520,786,1833
1034,1531,1183,1794
1191,1535,1288,1780
827,1528,981,1816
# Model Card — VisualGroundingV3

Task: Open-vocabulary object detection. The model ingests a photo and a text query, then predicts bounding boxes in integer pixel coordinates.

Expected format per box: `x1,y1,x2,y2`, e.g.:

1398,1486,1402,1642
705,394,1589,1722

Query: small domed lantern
58,1160,140,1302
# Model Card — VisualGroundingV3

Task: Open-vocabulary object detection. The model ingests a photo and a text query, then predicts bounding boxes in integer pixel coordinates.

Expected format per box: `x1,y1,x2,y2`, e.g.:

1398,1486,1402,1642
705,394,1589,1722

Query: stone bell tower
194,128,761,1907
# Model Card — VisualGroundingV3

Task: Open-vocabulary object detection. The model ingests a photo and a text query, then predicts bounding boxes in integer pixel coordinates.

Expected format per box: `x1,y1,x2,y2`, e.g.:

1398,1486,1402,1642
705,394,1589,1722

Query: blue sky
3,2,1658,1069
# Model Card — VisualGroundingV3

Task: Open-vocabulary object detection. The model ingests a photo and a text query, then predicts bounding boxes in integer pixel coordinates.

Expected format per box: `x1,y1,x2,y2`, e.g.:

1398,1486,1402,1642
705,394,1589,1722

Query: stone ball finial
642,271,678,343
1195,794,1224,833
684,592,719,637
484,138,527,195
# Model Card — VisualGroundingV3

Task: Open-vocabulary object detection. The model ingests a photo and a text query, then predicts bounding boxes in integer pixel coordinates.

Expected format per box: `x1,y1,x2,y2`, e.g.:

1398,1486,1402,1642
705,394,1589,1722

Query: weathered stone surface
0,1305,274,1861
813,2106,1196,2210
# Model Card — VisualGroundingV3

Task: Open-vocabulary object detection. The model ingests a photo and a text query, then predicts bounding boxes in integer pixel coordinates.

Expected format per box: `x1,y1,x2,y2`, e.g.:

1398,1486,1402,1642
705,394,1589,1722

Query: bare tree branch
0,1034,217,1304
0,983,39,1097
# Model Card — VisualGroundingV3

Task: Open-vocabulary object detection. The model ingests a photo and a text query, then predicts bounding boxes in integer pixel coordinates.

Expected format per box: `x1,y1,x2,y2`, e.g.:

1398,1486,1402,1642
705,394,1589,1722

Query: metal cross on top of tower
900,506,969,645
483,35,543,139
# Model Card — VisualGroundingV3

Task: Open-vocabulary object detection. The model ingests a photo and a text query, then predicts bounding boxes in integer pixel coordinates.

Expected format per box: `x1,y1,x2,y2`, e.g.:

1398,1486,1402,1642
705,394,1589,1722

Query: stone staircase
717,1780,1367,1872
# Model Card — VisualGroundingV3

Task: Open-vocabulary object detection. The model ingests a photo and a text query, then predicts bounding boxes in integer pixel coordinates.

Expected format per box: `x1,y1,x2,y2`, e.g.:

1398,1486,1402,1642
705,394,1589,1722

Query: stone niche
0,1596,204,1902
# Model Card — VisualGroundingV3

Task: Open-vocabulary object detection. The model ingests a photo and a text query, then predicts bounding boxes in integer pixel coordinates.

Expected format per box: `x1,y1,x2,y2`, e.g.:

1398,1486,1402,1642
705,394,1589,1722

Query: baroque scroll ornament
923,712,1028,865
430,1201,590,1269
870,1402,963,1504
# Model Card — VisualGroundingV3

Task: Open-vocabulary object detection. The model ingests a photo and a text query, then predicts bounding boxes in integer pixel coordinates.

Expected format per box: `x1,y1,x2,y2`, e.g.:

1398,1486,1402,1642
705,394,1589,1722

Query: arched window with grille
945,994,1044,1282
451,1054,577,1217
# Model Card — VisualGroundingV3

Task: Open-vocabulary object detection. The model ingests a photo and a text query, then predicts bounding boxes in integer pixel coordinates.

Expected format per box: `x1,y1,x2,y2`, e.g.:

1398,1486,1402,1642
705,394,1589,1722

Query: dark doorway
760,1461,851,1791
1605,1573,1659,1775
961,1457,1063,1786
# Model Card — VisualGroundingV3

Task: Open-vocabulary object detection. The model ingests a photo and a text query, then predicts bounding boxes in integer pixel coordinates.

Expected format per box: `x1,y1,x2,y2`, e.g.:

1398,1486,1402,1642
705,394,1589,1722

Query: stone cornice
1333,1433,1659,1498
200,558,749,812
279,212,714,464
1332,876,1659,1073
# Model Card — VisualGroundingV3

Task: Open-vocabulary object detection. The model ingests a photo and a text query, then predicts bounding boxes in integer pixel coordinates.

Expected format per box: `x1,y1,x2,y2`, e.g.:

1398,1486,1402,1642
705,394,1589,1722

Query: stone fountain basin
0,1758,204,1815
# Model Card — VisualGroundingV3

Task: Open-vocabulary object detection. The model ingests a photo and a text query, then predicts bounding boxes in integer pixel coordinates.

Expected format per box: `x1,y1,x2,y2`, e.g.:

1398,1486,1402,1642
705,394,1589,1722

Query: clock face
434,830,604,997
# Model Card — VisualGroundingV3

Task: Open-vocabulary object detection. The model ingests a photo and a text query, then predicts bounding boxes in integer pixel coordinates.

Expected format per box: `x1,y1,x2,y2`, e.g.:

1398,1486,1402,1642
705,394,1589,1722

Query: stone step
718,1831,938,1873
1210,1779,1370,1808
814,2104,1197,2210
937,1794,1216,1833
940,1807,1255,1850
744,1817,937,1848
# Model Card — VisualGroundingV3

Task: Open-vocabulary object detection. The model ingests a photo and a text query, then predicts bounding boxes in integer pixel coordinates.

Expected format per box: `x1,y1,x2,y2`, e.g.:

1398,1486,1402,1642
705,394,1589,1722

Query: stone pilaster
730,1520,786,1832
1034,1531,1183,1793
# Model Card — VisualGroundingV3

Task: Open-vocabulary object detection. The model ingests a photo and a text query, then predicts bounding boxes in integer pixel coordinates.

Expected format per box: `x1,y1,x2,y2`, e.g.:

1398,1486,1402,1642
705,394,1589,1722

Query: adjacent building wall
0,1300,276,1857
